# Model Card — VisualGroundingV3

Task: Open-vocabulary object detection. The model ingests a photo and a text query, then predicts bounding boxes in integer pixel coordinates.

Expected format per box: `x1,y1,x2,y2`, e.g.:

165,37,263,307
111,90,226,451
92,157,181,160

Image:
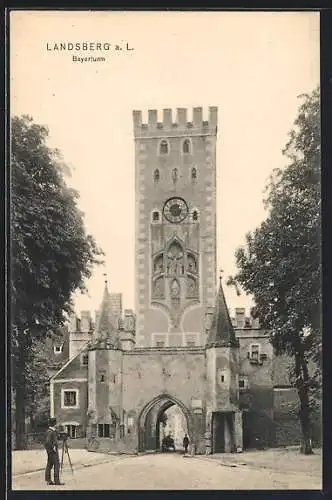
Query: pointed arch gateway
138,394,193,452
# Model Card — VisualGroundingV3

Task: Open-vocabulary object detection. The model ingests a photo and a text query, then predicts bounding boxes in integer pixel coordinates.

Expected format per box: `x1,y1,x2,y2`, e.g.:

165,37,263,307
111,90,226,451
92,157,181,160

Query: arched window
172,168,178,184
152,211,160,222
159,140,169,155
192,210,198,222
183,139,191,154
191,167,197,181
153,169,160,182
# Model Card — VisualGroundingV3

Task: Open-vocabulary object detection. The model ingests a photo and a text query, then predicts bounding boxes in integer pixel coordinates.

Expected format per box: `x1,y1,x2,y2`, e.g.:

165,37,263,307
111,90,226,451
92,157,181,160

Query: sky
10,11,320,318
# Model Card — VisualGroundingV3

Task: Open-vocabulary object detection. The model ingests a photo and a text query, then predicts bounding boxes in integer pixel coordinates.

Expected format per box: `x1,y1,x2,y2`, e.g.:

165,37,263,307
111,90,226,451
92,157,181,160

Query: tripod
60,438,74,477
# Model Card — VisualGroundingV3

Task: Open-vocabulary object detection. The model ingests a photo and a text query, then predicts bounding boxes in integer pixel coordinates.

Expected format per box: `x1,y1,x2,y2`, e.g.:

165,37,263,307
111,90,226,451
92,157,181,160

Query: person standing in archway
183,433,190,455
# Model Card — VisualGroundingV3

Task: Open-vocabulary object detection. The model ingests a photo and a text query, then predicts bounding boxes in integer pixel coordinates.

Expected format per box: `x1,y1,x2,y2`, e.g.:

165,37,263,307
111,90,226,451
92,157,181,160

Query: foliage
11,115,104,335
11,115,104,448
228,87,321,453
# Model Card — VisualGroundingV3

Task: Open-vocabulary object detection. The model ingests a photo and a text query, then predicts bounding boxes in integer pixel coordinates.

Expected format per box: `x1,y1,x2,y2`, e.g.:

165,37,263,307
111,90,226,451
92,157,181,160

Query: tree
228,87,321,454
11,115,104,449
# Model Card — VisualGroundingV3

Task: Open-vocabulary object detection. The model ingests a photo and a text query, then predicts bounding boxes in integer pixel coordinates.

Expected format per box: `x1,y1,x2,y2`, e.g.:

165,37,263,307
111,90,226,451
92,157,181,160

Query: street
12,452,321,490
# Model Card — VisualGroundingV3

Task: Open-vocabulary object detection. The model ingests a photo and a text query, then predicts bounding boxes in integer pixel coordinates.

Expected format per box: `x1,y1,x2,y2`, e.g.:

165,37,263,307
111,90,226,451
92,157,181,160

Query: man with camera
44,417,67,486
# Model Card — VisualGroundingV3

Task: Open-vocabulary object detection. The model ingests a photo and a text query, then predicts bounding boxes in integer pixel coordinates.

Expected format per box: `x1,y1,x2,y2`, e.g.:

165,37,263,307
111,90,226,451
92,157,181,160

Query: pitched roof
91,282,121,350
207,277,239,347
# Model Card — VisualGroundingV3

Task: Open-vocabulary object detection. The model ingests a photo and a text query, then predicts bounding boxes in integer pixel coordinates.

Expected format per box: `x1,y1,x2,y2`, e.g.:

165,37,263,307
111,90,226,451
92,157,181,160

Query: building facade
50,107,305,454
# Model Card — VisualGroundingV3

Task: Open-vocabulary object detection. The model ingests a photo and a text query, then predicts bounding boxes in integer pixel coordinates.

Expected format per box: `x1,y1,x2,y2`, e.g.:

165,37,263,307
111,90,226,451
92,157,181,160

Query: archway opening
157,403,188,452
139,395,191,452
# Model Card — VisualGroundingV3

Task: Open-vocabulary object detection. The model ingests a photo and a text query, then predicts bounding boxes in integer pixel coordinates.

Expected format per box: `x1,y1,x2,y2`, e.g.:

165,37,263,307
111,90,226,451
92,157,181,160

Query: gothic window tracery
152,276,164,299
187,276,198,298
170,279,180,298
153,254,164,274
187,253,198,273
167,241,184,276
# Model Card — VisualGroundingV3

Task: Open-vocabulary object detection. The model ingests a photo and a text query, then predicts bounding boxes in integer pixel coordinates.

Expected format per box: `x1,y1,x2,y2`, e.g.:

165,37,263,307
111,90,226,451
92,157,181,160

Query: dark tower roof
90,280,121,350
206,276,239,348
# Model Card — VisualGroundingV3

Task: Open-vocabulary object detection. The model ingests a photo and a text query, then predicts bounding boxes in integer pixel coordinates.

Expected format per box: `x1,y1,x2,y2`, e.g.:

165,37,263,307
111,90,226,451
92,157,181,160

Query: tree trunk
295,352,313,455
14,344,27,450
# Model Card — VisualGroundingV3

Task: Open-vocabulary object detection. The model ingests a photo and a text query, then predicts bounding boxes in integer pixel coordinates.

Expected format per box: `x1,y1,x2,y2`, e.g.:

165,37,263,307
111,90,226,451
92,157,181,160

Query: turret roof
91,281,121,350
207,276,239,348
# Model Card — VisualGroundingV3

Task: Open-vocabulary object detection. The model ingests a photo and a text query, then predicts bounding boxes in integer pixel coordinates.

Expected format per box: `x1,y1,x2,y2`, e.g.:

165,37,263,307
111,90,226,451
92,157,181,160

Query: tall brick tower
133,107,218,348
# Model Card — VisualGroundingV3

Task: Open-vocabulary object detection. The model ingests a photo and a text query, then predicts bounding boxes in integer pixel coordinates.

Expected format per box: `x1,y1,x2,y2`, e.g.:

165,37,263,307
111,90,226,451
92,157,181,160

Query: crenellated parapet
68,307,136,357
229,308,260,329
133,107,218,138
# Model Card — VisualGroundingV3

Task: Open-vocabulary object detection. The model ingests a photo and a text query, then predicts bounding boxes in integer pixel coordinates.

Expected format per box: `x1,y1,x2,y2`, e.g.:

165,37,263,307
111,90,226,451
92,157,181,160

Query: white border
61,388,80,409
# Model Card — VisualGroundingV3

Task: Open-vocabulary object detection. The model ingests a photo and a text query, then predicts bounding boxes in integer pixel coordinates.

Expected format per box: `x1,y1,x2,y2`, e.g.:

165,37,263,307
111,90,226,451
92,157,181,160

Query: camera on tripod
59,430,69,441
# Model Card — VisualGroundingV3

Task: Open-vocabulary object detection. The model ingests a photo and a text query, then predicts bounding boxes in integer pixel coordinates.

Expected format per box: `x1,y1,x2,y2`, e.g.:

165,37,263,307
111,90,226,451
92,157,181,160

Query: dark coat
44,428,59,454
183,436,190,446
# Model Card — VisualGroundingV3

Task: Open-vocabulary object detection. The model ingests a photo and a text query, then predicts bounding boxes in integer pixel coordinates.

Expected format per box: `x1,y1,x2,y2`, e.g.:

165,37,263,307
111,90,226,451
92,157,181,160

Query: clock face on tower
163,197,189,223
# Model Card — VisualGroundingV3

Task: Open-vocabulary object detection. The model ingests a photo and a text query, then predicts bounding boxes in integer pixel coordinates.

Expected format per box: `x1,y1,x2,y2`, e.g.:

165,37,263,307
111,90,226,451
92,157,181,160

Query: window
192,210,198,222
156,341,165,348
81,353,88,366
100,374,105,383
239,376,249,390
54,345,63,354
159,140,169,155
191,167,197,181
183,139,191,154
152,211,160,222
65,425,77,439
62,390,78,408
153,169,160,182
187,341,196,347
98,424,110,438
249,344,260,361
219,371,227,384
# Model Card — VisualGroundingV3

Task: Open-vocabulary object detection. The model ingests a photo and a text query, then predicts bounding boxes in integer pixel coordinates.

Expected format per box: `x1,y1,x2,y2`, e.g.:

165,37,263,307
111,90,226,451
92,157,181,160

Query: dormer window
183,139,191,154
153,169,160,182
159,140,169,155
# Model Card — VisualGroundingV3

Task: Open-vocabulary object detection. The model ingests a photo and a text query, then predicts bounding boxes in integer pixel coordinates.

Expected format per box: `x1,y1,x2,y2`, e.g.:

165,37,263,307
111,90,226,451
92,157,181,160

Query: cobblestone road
11,453,322,490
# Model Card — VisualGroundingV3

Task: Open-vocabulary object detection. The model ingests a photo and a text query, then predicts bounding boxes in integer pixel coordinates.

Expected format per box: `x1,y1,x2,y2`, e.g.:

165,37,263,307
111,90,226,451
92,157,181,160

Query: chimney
235,308,245,328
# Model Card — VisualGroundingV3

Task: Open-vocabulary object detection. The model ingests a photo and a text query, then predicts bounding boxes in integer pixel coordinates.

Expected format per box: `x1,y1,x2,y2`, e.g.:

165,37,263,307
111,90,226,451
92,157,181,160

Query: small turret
206,275,239,348
90,280,121,350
